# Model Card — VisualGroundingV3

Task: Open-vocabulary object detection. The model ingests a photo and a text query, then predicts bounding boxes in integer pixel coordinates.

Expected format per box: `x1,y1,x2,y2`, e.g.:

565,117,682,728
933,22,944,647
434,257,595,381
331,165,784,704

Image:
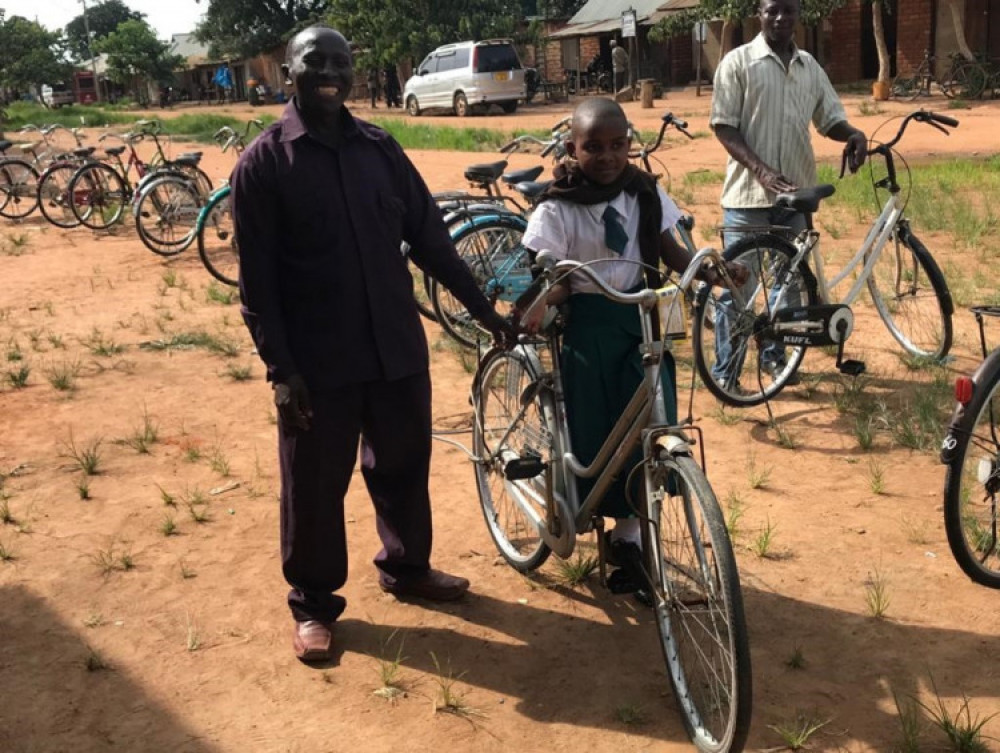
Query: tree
94,19,184,101
941,0,975,61
869,1,890,85
0,13,73,94
65,0,145,62
193,0,330,60
325,0,522,66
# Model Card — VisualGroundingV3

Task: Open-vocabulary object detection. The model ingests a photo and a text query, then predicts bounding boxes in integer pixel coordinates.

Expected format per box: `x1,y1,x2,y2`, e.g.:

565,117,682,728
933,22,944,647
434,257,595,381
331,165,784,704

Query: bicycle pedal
838,359,866,377
503,454,546,480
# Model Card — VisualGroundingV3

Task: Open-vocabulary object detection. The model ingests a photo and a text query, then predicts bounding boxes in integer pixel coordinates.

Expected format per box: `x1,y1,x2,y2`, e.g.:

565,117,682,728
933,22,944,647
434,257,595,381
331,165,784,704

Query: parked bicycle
691,110,958,407
891,49,978,100
941,306,1000,588
473,249,751,751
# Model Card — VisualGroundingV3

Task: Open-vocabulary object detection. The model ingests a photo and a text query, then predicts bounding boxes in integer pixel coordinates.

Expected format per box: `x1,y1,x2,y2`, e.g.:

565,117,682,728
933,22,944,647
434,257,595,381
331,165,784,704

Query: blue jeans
711,207,808,385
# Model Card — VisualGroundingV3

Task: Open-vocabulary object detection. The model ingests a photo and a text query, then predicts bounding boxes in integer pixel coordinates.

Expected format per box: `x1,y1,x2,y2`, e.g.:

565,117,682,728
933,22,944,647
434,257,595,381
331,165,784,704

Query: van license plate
493,72,509,81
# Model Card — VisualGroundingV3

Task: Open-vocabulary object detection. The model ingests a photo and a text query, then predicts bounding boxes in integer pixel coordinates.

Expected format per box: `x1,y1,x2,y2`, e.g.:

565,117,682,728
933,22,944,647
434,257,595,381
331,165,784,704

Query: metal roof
552,0,700,39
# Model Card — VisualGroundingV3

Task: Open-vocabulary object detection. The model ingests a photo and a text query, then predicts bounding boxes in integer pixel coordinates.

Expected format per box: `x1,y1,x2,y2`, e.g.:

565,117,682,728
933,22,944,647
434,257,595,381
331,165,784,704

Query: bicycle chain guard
761,303,854,347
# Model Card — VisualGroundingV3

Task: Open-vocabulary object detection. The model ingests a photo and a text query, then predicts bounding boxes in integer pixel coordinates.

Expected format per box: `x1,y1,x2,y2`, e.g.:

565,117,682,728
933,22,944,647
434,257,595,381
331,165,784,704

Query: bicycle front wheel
0,158,40,220
692,233,817,407
197,187,239,286
643,452,751,752
944,356,1000,588
134,175,200,256
431,214,527,349
37,163,87,228
867,228,952,360
473,345,553,572
71,163,127,230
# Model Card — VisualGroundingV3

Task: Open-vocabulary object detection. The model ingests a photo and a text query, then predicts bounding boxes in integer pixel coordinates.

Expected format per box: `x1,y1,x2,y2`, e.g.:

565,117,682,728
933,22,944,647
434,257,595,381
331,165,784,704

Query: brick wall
828,1,863,82
895,0,934,74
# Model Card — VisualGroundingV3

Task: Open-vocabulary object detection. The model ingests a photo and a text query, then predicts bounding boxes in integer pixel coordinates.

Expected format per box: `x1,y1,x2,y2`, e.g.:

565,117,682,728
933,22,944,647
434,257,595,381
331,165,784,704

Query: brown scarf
540,163,664,288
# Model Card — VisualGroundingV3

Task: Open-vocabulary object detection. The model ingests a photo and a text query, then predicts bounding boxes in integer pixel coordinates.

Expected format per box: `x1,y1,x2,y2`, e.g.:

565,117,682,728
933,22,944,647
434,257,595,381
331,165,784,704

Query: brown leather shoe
379,568,470,602
293,620,333,662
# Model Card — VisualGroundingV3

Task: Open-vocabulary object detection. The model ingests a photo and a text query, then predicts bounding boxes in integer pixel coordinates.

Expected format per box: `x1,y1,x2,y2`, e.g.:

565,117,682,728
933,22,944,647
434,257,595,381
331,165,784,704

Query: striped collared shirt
710,33,847,209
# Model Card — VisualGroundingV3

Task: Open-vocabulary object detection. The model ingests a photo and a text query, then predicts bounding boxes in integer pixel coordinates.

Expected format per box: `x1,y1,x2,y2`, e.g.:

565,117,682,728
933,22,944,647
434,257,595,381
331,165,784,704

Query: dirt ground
1,88,999,753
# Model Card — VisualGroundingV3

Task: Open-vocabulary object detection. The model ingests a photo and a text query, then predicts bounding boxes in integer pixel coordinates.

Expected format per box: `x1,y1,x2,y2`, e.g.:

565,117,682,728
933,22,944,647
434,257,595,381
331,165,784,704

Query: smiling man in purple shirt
232,25,514,663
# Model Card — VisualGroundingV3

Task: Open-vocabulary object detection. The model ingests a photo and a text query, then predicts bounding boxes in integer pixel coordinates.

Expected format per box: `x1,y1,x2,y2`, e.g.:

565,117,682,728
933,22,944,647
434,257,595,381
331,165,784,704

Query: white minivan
41,83,75,108
404,39,525,117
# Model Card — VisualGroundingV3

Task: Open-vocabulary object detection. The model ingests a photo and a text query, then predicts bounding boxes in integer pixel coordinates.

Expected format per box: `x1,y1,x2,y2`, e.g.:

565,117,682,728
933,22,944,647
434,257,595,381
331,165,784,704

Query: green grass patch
369,119,550,153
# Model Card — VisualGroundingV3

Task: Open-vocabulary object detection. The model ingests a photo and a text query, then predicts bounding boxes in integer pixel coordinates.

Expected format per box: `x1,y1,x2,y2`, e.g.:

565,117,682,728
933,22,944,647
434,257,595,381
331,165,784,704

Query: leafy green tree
0,13,73,94
65,0,145,62
94,19,184,99
325,0,522,66
193,0,330,60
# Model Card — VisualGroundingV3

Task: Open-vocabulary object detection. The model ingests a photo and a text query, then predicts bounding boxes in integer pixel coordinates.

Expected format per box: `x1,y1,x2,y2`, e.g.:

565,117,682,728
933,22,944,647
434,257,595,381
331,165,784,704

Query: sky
0,0,207,40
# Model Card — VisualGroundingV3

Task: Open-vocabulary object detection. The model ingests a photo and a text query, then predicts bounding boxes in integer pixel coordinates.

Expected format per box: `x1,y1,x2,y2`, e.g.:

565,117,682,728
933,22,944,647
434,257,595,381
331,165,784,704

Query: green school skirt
561,293,678,519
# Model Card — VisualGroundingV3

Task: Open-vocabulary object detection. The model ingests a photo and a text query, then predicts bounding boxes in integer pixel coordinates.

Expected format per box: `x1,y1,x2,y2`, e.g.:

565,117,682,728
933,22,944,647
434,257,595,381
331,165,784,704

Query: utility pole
80,0,102,102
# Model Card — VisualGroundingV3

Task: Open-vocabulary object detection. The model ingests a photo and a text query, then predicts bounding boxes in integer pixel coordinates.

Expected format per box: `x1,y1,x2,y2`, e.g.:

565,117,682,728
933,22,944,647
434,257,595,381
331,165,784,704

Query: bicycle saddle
73,146,96,157
104,146,126,156
514,180,552,200
172,154,202,167
464,160,508,183
0,140,10,153
502,165,544,184
774,184,835,213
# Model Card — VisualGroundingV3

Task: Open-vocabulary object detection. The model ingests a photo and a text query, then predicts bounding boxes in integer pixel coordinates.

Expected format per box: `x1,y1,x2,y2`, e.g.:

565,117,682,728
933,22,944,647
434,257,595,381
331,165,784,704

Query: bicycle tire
866,227,952,361
943,353,1000,588
430,214,528,349
70,162,127,230
691,233,818,407
473,345,553,571
890,74,920,101
37,162,91,228
197,186,239,286
643,452,752,751
952,61,988,100
0,158,40,220
134,175,201,256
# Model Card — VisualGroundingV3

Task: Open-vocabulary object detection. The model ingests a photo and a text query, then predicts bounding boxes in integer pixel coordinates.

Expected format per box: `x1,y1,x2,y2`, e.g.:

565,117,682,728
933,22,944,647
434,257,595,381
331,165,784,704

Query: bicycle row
0,118,262,286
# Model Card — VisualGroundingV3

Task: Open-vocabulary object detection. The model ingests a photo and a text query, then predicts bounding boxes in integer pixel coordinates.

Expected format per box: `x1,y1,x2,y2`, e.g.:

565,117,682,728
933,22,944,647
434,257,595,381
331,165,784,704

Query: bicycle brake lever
839,148,848,179
927,120,949,136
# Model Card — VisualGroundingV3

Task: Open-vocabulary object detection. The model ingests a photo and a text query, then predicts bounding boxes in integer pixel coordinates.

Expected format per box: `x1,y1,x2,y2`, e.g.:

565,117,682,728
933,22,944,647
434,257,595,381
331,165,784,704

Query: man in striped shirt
708,0,866,385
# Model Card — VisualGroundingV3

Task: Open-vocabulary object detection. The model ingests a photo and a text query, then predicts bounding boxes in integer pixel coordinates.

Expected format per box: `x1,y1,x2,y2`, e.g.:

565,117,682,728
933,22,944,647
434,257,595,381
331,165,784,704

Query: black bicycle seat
502,165,544,184
73,146,96,157
172,155,201,167
774,184,835,213
0,140,11,153
515,180,552,200
104,146,126,156
464,160,508,183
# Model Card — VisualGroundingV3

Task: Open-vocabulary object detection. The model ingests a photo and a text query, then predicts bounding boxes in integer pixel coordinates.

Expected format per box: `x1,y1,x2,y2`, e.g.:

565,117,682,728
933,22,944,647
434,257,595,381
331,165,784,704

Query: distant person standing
611,39,629,93
367,68,379,108
383,65,401,108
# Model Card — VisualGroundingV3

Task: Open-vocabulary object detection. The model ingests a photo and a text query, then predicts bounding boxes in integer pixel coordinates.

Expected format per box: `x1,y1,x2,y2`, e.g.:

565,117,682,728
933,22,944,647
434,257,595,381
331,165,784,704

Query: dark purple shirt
232,101,493,389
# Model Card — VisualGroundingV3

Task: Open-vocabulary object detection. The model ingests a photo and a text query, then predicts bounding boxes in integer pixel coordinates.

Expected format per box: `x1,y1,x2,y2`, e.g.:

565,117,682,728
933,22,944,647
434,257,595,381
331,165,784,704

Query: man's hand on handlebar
704,261,750,289
844,130,868,173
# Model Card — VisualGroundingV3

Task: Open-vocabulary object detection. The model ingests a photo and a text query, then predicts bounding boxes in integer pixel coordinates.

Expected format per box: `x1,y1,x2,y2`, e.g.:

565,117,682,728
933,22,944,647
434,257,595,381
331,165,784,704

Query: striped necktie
602,205,628,255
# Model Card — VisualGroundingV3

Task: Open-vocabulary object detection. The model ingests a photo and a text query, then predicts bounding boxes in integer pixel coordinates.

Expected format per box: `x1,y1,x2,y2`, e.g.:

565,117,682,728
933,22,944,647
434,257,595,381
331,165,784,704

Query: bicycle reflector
955,376,974,406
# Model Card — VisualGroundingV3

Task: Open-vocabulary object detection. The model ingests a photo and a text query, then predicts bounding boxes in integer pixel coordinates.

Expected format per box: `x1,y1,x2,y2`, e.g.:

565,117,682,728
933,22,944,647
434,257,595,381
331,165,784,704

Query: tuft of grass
83,328,126,357
44,359,82,391
208,445,231,477
785,645,806,670
746,446,772,489
6,339,22,362
371,628,407,702
179,559,197,579
223,362,253,381
84,646,110,672
614,703,648,726
0,496,16,526
76,475,91,500
555,552,598,586
122,405,159,454
854,413,876,451
91,540,134,576
868,458,887,495
61,431,103,476
160,515,178,536
892,687,924,753
915,675,997,753
864,565,891,619
6,364,30,388
140,330,240,358
205,281,237,305
724,490,746,539
429,652,480,718
157,484,176,507
710,403,742,426
82,613,104,628
186,617,202,652
901,515,931,546
768,714,830,750
750,517,778,559
0,539,16,561
771,419,798,449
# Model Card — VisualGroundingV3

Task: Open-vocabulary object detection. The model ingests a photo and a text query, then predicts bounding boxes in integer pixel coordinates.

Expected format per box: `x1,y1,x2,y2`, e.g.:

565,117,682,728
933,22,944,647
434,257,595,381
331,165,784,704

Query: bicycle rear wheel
71,163,127,230
37,162,89,228
867,227,952,360
691,233,817,407
430,214,527,349
134,175,200,256
643,452,751,752
943,356,1000,588
197,187,239,286
0,158,40,220
473,345,553,572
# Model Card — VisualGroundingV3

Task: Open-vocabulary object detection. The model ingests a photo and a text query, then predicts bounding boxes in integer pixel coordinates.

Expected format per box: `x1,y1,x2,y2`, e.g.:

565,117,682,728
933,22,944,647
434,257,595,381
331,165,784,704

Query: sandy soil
1,89,999,753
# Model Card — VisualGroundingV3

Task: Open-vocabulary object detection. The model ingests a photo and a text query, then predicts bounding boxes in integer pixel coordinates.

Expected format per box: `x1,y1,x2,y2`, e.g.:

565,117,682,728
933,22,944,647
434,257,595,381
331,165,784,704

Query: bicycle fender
941,351,1000,464
654,432,693,458
450,212,528,239
896,224,954,317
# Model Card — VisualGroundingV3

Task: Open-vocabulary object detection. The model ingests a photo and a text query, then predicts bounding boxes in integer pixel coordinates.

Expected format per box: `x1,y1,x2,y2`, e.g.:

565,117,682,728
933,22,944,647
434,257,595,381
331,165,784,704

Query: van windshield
475,45,521,73
48,83,70,93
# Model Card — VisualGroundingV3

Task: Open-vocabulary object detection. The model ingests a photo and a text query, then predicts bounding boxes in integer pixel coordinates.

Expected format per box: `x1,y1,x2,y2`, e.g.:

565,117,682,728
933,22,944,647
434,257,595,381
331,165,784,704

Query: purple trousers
278,371,434,622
